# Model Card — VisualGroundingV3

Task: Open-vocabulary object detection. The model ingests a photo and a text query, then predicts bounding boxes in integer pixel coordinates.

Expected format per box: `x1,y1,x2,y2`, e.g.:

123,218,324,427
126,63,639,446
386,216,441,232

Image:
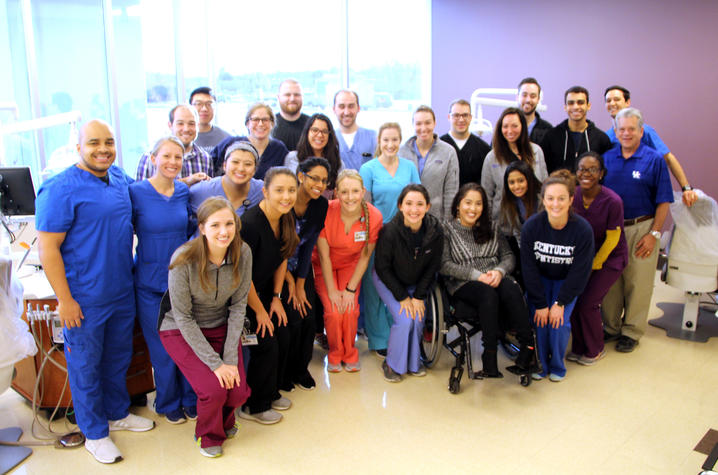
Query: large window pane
347,0,431,139
208,0,343,136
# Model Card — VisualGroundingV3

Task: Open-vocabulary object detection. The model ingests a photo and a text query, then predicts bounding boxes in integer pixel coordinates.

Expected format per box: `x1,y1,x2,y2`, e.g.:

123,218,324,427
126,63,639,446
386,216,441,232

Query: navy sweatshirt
520,211,594,308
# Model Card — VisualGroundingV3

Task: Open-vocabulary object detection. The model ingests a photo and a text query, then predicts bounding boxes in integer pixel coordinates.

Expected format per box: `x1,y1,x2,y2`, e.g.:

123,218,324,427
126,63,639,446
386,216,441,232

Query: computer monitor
0,167,36,216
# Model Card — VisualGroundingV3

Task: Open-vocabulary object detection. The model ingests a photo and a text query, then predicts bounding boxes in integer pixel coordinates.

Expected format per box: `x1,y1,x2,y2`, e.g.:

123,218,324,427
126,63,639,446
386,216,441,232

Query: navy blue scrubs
129,179,195,415
35,165,135,440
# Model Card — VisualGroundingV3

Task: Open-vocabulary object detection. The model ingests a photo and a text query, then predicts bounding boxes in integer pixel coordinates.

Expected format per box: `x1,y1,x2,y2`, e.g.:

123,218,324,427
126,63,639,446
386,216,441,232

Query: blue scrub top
35,165,134,307
189,176,263,217
129,179,191,293
359,157,421,223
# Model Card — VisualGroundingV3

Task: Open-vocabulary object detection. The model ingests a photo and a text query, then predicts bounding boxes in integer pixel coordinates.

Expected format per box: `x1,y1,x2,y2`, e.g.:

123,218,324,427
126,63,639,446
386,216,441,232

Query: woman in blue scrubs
130,135,195,423
190,141,264,219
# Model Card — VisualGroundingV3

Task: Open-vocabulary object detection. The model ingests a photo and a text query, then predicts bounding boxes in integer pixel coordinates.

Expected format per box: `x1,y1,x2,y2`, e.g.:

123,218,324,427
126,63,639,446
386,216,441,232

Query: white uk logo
632,170,641,179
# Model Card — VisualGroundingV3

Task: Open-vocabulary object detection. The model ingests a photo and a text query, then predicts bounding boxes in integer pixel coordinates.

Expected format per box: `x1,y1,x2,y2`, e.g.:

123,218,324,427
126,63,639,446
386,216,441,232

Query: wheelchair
420,278,537,393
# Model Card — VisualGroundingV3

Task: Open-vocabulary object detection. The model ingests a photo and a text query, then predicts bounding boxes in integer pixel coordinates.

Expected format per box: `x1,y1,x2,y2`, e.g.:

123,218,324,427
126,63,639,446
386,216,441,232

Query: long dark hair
499,161,542,230
170,197,243,292
263,167,301,259
296,113,341,189
492,107,535,167
451,183,492,244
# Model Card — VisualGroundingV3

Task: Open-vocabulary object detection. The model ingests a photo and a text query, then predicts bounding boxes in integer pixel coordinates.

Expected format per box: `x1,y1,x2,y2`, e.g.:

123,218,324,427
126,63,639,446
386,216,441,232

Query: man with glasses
440,99,490,186
136,104,212,186
601,107,673,353
332,89,376,171
190,87,231,155
517,77,552,145
272,79,310,151
604,85,696,206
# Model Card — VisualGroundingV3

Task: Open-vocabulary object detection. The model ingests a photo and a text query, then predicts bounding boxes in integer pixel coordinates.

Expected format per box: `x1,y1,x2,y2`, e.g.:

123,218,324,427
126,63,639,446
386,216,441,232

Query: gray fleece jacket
480,142,547,222
160,242,252,370
399,135,459,221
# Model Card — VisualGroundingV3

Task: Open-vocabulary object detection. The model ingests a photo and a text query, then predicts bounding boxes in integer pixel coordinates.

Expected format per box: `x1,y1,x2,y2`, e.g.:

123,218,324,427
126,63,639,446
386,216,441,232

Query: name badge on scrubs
241,320,258,346
354,231,368,242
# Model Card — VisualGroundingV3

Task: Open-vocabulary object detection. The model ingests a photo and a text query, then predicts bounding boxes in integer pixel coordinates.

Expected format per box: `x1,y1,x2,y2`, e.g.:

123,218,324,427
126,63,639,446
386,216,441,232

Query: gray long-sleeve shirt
399,135,459,222
440,219,515,295
160,242,252,370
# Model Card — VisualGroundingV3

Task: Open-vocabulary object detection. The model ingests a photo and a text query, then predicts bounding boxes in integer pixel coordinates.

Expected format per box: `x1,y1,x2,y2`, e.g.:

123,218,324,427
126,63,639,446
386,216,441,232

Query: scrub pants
281,272,317,387
160,325,250,448
136,286,196,414
528,277,577,379
314,264,361,366
371,271,423,375
63,299,135,440
570,266,623,358
361,254,393,350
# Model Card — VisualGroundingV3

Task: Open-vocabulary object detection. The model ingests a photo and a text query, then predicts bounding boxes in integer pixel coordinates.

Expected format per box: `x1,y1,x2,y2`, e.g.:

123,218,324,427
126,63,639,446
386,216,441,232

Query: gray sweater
480,142,547,222
440,219,515,295
399,135,459,221
160,242,252,370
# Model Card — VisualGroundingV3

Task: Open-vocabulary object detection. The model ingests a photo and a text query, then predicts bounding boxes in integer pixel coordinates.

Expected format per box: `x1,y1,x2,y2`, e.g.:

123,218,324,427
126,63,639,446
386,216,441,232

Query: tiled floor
1,274,717,474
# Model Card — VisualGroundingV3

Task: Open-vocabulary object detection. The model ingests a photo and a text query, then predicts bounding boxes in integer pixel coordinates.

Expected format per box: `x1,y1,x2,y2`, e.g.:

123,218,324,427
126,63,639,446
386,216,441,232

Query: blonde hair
336,170,371,254
374,122,402,158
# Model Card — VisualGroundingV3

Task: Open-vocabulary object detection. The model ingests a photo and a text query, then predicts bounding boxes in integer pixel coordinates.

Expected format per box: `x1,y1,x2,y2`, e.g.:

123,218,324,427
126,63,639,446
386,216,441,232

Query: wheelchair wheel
449,377,461,394
520,375,531,387
420,285,445,368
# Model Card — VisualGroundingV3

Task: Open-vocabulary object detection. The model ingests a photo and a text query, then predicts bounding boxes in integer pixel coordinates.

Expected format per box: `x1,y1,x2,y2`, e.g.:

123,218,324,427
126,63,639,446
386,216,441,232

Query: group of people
33,77,693,464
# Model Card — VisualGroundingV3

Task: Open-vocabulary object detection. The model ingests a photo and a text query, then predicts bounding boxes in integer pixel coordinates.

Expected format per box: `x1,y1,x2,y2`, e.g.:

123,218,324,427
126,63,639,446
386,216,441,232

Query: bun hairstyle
499,160,542,230
170,197,243,292
450,182,492,244
336,169,371,252
541,169,577,216
263,167,300,259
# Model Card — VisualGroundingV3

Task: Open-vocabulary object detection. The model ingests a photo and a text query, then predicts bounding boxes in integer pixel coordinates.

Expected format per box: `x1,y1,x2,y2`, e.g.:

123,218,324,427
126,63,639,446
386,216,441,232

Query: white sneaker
271,396,292,411
109,413,155,432
85,436,122,464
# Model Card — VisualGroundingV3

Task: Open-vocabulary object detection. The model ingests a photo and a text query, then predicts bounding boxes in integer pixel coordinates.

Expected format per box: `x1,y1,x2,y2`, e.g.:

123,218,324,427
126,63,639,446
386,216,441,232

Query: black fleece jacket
374,212,444,301
539,119,612,173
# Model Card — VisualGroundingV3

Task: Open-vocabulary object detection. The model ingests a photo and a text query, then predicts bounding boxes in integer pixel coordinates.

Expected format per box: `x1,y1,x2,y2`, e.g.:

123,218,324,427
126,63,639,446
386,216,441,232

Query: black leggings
281,272,317,386
453,277,532,350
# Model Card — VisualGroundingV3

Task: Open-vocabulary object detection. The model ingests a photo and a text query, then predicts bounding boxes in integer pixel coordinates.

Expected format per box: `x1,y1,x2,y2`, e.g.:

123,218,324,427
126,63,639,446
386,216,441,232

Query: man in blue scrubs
36,119,154,464
333,90,377,171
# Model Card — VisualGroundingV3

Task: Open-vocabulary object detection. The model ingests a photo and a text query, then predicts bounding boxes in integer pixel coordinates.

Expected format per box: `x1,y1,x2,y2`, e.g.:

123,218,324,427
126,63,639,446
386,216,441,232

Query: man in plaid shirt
135,105,213,186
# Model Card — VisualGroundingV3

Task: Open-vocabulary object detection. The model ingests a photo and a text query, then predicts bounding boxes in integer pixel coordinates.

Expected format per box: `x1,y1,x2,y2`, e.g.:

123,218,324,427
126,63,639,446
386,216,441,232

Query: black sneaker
374,349,387,358
382,360,401,383
296,373,316,391
615,336,638,353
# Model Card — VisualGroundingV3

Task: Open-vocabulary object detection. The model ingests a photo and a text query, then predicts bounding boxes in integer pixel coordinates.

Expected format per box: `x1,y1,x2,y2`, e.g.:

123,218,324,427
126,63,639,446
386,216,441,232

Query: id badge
354,230,368,242
241,333,258,346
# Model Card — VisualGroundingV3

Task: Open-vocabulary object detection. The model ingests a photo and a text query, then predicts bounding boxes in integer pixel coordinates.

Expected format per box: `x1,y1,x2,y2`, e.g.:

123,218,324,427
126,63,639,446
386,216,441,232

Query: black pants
453,277,532,350
281,271,317,387
244,293,289,413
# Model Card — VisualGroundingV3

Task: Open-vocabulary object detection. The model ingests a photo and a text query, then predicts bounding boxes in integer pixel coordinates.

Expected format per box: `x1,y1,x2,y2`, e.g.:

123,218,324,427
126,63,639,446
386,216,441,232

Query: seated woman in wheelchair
373,184,444,382
520,170,594,382
440,183,536,378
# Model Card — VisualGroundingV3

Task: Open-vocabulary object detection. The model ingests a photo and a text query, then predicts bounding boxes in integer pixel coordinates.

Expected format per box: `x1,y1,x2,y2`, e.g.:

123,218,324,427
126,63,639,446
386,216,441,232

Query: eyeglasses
577,167,600,175
192,101,214,109
304,173,328,185
309,127,330,136
249,117,272,124
451,113,471,120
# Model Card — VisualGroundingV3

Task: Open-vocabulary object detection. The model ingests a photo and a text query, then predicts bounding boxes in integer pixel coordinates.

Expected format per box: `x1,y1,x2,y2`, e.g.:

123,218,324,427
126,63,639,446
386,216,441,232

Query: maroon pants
570,266,624,358
160,325,250,448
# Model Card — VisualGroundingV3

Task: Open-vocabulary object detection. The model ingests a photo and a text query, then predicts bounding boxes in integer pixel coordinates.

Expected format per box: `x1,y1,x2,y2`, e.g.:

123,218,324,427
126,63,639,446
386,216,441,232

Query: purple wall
432,0,718,197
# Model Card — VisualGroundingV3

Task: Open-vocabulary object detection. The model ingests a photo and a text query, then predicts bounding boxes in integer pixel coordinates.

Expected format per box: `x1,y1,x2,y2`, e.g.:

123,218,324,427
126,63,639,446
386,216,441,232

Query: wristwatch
682,184,693,191
273,292,281,300
649,230,661,240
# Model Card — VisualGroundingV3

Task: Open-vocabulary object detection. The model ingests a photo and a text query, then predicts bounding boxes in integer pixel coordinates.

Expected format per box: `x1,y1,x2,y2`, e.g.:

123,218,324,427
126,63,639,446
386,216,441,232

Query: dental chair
650,190,718,342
